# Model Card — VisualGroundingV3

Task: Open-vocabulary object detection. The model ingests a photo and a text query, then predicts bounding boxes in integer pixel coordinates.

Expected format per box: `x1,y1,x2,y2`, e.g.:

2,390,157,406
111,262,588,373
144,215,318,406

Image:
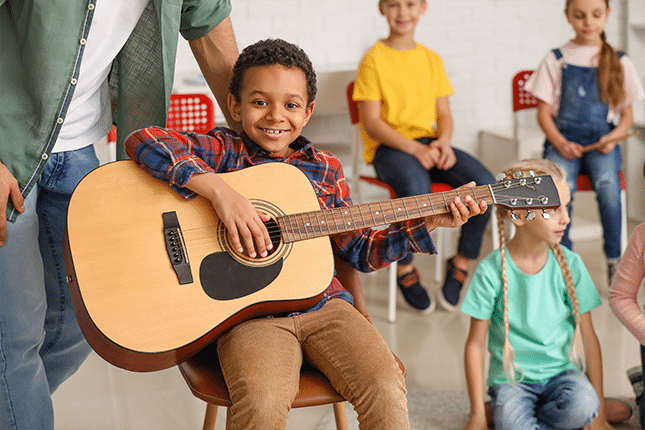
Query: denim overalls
543,48,623,259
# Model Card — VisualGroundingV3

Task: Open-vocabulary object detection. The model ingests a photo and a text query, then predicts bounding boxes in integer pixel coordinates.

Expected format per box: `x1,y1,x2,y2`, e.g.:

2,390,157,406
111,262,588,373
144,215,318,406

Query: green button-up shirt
0,0,231,220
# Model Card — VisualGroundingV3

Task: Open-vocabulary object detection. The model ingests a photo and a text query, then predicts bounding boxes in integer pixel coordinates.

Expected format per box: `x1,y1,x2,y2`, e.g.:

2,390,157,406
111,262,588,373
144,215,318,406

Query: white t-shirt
524,40,645,123
54,0,148,153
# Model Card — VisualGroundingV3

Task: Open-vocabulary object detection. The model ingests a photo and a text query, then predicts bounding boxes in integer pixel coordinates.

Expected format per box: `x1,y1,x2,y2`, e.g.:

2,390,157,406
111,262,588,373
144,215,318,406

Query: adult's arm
189,16,241,132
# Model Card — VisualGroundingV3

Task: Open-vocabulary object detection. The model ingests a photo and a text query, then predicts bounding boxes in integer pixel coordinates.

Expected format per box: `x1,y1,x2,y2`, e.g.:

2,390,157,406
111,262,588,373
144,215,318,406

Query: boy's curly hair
229,38,317,105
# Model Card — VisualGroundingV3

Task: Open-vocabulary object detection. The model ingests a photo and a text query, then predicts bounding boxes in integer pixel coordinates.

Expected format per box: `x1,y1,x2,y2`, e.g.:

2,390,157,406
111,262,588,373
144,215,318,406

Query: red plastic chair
167,93,216,133
512,70,627,253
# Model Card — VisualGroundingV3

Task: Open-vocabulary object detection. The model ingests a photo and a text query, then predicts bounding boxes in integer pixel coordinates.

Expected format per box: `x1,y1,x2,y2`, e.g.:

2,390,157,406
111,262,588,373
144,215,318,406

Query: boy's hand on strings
423,181,486,232
187,172,272,258
0,161,25,247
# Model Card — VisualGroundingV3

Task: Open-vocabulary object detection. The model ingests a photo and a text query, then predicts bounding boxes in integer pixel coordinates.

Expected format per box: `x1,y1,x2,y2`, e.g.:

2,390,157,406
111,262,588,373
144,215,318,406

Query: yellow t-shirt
353,41,454,164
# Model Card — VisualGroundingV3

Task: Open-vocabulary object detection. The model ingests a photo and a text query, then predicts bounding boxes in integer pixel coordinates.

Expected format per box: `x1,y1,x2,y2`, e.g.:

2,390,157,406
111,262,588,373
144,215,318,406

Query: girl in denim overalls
525,0,644,286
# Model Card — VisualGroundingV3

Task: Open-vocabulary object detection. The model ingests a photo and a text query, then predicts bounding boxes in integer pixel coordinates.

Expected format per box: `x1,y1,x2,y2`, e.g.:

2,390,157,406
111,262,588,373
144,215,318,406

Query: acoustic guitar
63,160,560,372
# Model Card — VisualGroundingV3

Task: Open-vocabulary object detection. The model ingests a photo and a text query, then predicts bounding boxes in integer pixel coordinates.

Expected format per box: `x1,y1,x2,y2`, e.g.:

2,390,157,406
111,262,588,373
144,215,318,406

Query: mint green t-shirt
461,246,601,386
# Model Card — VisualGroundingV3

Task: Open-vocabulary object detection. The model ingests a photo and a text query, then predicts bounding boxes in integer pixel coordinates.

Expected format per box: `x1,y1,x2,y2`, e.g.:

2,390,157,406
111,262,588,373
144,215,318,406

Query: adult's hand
0,161,25,246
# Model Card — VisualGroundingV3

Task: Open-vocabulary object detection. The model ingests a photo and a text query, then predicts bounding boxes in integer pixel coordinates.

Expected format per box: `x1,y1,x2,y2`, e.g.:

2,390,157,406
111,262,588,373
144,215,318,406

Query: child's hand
430,140,457,170
423,181,487,232
597,134,618,154
187,172,273,258
556,140,583,160
411,141,440,170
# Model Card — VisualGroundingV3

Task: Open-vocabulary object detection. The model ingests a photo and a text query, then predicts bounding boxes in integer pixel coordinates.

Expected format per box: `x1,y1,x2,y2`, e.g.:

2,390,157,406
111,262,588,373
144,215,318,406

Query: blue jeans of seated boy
373,138,494,266
488,369,599,430
543,138,622,260
0,145,98,430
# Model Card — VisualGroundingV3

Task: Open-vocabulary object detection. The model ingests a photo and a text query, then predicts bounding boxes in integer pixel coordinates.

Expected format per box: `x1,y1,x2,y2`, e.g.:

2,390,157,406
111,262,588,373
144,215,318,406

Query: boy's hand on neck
423,182,486,233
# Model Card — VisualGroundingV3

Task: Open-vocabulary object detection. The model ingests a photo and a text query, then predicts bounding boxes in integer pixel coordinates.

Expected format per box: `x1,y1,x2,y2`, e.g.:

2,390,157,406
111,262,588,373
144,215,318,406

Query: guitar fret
376,202,385,225
413,196,422,218
354,205,367,229
368,202,378,226
314,211,327,236
284,215,295,242
389,200,397,222
306,212,318,238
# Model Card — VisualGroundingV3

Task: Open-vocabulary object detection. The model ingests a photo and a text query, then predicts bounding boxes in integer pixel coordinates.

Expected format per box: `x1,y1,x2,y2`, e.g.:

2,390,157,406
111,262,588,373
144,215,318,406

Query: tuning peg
526,210,536,221
510,211,519,221
542,209,550,220
495,173,506,182
513,171,522,179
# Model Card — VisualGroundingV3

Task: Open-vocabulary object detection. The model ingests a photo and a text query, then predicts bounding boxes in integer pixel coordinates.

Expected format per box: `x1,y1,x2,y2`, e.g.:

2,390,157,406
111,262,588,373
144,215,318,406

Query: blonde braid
498,204,524,385
551,243,586,372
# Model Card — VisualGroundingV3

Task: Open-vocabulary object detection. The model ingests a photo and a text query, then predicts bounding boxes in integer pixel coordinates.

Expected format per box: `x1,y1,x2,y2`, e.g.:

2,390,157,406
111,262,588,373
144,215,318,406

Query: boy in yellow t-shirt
353,0,494,313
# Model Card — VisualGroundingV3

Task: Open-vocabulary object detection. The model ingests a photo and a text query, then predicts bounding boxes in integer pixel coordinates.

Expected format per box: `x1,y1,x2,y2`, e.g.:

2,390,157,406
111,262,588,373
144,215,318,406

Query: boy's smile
228,64,314,158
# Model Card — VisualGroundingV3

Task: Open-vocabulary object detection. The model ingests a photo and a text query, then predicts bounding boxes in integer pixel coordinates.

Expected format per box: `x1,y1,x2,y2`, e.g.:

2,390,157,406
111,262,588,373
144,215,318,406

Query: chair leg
333,402,349,430
388,261,397,323
203,403,218,430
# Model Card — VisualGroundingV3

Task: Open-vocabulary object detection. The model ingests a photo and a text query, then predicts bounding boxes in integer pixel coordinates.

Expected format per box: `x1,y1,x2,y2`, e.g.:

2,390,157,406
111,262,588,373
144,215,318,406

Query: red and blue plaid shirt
125,126,436,313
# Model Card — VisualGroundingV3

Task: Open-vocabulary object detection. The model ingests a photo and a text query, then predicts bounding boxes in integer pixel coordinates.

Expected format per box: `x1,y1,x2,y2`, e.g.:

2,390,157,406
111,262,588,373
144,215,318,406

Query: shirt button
57,117,63,124
80,38,87,45
88,3,95,10
71,78,77,85
42,153,49,160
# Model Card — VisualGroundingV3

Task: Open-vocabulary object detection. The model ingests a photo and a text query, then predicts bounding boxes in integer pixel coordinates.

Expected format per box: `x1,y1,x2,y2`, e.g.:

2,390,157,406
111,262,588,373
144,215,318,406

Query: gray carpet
314,389,641,430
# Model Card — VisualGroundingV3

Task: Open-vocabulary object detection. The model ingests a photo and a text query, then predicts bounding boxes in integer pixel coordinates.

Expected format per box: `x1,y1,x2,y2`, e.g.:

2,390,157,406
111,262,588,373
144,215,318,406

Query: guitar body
64,161,333,372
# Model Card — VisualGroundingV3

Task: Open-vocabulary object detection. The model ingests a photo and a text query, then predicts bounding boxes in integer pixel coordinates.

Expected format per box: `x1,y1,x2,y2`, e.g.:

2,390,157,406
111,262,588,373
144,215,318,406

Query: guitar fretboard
277,185,495,243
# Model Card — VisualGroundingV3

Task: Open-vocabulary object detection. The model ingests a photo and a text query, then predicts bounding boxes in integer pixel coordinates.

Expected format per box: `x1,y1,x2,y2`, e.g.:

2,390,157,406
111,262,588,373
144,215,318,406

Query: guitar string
178,181,551,250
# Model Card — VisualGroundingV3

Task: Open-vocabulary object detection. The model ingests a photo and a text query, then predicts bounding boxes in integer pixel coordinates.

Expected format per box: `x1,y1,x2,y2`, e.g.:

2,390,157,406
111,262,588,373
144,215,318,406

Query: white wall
174,0,627,155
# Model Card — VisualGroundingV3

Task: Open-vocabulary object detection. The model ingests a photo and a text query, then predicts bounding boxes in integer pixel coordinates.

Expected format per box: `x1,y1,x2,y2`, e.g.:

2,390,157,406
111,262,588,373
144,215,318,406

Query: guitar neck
277,184,494,243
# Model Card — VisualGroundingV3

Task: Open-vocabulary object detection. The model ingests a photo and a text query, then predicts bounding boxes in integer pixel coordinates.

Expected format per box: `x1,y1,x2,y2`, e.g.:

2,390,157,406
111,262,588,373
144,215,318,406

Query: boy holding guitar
125,38,486,429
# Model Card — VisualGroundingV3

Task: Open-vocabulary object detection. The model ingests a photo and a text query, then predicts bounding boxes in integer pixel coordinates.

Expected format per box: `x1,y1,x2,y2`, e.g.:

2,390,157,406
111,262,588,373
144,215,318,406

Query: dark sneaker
438,257,468,311
397,267,434,313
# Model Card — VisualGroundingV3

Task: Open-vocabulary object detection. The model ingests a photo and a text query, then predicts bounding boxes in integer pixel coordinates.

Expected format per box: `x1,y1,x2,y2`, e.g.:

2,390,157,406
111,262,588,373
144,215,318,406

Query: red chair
512,71,628,254
167,93,216,133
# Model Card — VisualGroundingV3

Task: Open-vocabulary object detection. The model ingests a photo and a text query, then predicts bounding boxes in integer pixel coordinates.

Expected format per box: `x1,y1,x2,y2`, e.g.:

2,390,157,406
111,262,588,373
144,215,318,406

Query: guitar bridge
163,212,193,285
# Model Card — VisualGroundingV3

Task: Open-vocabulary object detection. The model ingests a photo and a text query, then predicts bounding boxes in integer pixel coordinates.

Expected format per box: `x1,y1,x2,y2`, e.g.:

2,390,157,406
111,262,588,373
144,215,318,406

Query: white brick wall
175,0,627,156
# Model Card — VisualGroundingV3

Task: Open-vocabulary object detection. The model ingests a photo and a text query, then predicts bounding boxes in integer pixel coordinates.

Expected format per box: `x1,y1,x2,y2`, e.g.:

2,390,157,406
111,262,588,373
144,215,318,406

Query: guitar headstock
491,171,561,218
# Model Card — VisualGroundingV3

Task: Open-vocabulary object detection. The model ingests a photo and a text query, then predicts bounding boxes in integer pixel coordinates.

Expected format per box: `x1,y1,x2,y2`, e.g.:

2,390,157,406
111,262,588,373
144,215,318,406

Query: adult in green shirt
0,1,239,429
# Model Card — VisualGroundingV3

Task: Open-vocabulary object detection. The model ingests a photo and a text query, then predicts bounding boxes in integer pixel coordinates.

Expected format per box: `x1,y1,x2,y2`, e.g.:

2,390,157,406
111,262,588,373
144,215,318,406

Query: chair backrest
346,81,359,125
167,93,216,133
512,70,538,112
512,70,538,143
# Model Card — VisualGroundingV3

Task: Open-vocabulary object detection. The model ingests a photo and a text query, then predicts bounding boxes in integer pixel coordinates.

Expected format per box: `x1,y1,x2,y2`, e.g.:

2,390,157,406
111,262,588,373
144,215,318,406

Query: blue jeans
373,139,494,265
0,145,98,430
488,369,599,430
543,141,622,259
638,345,645,429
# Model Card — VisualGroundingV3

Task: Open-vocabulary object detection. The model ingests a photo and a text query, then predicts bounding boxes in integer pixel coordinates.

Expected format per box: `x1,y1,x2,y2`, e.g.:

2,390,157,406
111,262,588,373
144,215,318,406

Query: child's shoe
397,267,435,313
438,257,468,311
628,365,644,398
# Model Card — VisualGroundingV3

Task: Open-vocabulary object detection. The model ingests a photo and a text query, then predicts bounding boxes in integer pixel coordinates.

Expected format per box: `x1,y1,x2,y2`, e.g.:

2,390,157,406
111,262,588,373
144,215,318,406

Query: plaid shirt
126,126,436,313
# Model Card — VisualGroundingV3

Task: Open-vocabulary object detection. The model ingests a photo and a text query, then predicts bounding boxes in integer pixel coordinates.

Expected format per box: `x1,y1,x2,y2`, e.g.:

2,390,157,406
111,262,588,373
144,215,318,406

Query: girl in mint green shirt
460,159,612,430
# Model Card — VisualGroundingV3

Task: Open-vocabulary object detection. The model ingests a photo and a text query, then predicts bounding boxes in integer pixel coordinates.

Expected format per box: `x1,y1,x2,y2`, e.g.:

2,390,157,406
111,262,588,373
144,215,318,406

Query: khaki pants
217,298,409,430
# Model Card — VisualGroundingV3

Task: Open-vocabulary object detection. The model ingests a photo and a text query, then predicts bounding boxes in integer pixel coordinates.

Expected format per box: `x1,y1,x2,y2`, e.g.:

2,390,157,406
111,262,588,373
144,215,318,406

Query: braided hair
496,159,584,384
